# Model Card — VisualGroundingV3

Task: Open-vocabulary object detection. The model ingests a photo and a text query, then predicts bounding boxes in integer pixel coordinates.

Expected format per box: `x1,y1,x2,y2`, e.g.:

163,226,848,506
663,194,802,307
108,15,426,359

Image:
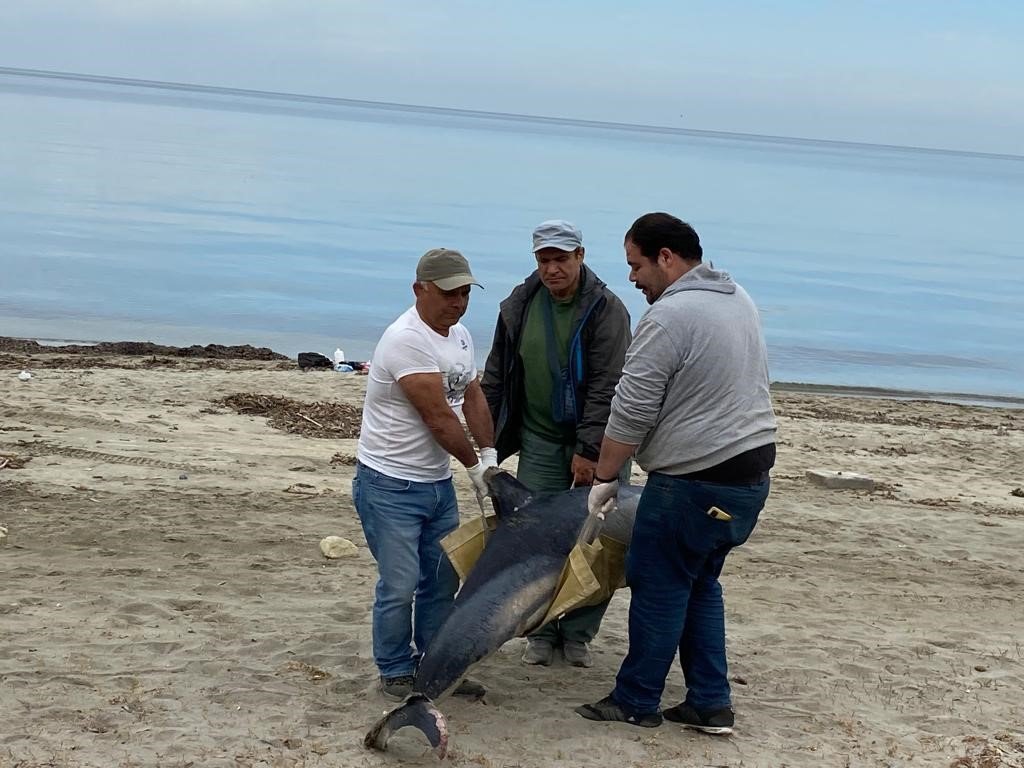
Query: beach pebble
0,525,8,545
178,473,188,480
320,536,358,559
18,371,33,381
806,469,875,491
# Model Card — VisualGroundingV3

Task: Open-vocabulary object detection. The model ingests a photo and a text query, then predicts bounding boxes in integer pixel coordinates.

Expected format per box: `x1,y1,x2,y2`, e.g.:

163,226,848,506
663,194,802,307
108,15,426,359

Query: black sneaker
663,702,734,735
379,674,415,701
575,695,662,728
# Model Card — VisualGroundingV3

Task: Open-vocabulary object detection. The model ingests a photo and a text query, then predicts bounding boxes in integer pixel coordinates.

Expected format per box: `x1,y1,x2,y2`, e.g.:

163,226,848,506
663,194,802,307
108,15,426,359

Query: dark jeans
612,472,770,716
530,600,610,645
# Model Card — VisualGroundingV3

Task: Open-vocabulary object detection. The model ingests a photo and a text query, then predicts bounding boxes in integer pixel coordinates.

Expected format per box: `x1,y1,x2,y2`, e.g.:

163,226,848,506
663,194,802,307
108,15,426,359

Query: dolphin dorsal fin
486,470,535,518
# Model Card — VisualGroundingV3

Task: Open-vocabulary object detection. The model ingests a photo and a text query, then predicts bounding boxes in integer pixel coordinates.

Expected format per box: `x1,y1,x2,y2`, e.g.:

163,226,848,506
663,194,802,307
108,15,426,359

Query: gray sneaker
521,638,555,666
379,674,415,701
562,640,593,668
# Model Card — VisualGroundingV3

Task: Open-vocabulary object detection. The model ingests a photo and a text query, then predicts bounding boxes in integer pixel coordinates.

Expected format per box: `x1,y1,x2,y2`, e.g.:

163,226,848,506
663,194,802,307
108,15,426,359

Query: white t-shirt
357,306,477,482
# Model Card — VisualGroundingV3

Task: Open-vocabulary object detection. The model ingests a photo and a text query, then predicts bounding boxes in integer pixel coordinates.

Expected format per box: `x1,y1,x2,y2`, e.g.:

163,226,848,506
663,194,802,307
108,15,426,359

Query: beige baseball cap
416,248,483,291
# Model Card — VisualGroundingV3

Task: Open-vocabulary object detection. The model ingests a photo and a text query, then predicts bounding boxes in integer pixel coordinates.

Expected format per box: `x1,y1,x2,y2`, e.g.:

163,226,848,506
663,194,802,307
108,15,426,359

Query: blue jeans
612,472,770,716
352,462,460,678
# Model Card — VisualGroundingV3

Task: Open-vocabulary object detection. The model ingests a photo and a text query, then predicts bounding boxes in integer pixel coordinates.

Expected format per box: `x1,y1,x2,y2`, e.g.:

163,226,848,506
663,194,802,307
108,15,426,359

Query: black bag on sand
297,352,334,370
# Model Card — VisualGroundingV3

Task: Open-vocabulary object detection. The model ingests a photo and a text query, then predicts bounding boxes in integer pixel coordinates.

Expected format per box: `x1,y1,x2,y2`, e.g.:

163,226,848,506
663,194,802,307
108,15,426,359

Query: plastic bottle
333,348,345,365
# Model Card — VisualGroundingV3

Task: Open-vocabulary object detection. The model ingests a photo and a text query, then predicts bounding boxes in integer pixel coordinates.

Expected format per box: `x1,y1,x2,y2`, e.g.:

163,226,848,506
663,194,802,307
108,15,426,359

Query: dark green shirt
519,288,579,443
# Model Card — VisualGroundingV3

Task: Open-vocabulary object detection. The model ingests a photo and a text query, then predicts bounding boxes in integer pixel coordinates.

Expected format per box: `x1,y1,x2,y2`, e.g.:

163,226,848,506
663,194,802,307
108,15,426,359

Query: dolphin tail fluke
364,694,449,758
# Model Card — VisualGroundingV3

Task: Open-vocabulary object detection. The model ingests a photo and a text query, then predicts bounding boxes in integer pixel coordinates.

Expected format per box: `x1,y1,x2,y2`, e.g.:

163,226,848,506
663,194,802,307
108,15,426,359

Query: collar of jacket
498,264,605,333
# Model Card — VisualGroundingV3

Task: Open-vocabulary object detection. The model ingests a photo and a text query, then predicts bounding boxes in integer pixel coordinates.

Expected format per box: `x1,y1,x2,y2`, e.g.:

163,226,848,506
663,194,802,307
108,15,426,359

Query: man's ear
578,246,586,261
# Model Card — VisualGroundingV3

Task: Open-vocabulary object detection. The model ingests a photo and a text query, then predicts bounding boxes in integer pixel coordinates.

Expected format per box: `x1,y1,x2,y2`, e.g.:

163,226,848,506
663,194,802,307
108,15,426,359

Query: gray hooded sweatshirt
606,262,777,475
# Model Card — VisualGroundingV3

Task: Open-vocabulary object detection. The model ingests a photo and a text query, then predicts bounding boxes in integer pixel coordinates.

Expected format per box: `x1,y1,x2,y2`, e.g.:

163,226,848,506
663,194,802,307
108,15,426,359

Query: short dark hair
624,212,702,262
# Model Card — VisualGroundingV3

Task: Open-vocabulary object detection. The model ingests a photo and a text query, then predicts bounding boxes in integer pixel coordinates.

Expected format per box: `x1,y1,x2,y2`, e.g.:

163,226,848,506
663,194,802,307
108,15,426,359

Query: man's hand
466,448,499,506
571,454,597,487
587,479,619,519
578,479,619,546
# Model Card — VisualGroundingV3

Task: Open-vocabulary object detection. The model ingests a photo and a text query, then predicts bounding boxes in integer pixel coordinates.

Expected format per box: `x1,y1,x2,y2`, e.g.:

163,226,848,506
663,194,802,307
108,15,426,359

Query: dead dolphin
364,469,640,757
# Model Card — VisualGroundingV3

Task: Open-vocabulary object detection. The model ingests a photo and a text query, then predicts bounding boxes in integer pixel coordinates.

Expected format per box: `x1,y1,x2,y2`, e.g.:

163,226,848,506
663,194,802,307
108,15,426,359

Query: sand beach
2,342,1023,767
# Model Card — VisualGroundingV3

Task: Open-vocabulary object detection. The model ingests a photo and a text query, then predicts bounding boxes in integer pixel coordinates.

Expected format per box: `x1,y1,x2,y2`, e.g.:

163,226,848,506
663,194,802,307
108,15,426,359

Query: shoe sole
521,647,554,666
379,684,414,702
452,684,487,699
678,723,733,735
562,642,592,667
521,656,553,666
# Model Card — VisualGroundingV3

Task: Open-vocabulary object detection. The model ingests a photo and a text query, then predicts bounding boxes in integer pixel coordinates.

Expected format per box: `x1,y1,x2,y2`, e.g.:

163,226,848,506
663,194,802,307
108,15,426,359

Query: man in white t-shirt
354,247,497,701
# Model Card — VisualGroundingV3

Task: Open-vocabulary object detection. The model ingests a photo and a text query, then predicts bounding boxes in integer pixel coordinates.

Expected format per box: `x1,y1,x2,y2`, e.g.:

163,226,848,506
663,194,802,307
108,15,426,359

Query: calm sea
2,71,1023,399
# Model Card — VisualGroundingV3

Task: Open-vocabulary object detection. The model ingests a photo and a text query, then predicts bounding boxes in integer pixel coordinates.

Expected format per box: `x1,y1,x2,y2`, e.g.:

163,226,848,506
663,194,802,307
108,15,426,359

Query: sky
1,0,1023,156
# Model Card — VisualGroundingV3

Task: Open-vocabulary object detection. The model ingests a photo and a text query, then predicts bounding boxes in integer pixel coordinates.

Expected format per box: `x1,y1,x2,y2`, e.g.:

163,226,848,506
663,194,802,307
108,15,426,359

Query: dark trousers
612,472,770,715
517,428,627,644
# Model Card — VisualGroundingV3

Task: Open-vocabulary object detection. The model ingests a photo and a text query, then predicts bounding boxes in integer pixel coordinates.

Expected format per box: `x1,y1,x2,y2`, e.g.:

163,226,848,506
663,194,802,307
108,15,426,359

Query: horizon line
2,65,1022,162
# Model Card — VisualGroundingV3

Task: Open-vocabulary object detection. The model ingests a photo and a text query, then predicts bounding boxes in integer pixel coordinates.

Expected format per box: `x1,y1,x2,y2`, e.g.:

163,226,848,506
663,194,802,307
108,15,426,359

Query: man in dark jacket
481,219,631,668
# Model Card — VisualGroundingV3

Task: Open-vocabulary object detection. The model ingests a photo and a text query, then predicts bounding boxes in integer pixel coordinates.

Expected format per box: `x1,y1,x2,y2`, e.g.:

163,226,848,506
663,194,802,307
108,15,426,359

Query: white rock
18,371,32,381
0,525,8,545
319,536,358,559
806,469,875,491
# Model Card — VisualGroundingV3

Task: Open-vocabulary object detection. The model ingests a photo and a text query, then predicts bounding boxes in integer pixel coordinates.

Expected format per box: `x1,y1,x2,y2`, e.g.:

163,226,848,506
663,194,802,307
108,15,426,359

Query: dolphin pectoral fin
364,694,449,758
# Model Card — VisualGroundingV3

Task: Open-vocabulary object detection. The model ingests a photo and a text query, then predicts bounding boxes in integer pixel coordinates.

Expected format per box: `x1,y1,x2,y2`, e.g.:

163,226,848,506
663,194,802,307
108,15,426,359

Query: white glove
587,479,619,519
479,447,498,469
578,479,619,546
466,460,493,507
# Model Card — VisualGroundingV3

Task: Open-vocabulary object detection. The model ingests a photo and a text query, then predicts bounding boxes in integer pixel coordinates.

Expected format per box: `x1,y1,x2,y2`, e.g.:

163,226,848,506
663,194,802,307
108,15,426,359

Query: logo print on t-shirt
445,363,472,403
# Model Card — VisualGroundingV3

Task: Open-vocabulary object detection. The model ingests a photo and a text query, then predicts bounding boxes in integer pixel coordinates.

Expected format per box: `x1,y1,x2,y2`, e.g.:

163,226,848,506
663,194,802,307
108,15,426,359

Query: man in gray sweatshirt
575,212,777,735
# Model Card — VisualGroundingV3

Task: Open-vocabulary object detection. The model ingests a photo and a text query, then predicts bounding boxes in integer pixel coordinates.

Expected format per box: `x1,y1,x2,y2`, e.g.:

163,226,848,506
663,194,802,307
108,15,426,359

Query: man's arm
569,294,631,485
593,434,638,483
575,294,632,461
604,315,680,449
462,379,495,453
479,315,508,424
399,373,479,468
